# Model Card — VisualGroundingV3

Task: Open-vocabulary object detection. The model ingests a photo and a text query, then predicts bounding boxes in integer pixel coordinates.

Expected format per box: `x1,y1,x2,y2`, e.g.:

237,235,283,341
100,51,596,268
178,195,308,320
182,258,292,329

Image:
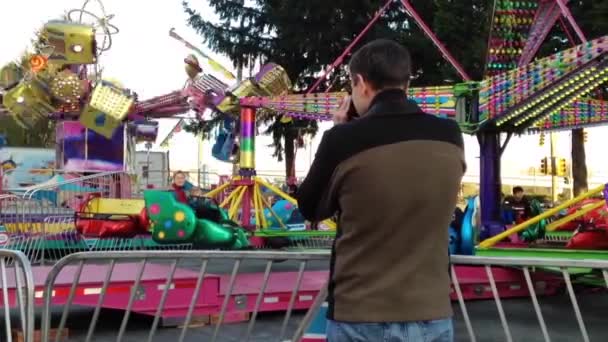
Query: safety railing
0,249,35,342
297,255,608,342
3,171,132,265
0,195,46,264
134,169,171,194
22,170,132,201
39,250,330,342
447,255,608,342
5,251,608,341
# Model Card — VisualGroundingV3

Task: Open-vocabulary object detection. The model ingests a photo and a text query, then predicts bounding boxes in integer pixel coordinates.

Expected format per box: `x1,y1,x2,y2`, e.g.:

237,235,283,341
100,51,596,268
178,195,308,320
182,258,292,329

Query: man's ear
360,76,375,96
351,73,361,87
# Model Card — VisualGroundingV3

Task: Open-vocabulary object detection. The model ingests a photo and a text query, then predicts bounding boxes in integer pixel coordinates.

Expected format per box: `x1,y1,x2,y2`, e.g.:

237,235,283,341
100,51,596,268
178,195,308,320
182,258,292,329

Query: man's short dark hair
513,186,524,194
349,39,412,90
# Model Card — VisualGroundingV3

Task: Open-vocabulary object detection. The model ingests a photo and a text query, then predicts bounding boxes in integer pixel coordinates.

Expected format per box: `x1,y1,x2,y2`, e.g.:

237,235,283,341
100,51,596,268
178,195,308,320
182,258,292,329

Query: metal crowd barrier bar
0,249,35,342
449,255,608,342
40,250,330,342
0,195,46,264
12,171,131,265
22,170,132,205
293,255,608,342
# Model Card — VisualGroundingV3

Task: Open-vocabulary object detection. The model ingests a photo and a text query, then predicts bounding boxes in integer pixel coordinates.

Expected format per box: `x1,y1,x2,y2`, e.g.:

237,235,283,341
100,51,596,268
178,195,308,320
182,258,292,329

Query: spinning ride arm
478,36,608,132
554,0,586,42
130,90,191,119
129,68,229,120
519,1,565,66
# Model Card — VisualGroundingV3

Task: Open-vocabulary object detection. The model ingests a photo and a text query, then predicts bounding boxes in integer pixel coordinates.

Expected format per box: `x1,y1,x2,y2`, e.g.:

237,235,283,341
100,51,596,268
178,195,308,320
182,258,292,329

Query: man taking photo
297,39,465,342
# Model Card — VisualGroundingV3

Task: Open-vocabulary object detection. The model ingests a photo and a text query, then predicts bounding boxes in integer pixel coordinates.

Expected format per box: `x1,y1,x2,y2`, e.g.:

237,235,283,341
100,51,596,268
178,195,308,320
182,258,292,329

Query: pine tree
0,116,55,148
433,0,494,82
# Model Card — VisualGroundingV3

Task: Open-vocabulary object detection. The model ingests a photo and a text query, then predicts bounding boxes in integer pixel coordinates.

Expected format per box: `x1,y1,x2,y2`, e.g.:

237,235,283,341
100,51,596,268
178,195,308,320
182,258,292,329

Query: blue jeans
327,319,453,342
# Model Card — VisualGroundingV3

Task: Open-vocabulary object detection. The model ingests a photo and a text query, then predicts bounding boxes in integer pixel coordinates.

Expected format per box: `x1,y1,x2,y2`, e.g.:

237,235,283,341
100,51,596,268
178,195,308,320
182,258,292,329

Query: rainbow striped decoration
408,86,457,118
479,36,608,123
239,107,256,169
529,98,608,133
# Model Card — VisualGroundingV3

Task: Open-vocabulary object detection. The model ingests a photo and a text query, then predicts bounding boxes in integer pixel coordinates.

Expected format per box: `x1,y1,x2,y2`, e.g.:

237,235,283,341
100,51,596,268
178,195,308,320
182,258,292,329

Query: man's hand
333,95,351,125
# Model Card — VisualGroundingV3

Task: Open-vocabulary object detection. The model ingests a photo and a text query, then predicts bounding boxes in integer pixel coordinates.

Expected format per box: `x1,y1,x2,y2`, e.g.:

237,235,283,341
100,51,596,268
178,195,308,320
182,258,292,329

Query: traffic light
540,157,548,175
584,131,588,143
557,158,568,176
539,133,545,146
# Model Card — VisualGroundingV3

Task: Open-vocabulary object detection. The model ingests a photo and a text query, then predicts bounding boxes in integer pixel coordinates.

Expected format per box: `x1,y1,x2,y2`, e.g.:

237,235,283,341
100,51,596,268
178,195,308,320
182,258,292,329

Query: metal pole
399,0,472,81
145,142,151,189
518,1,560,66
550,133,558,203
197,138,201,186
306,0,395,93
234,64,244,177
554,0,587,42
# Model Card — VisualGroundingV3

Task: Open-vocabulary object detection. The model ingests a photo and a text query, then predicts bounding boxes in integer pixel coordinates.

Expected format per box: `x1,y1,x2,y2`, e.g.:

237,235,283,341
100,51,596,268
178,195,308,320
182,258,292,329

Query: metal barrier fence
22,170,132,201
447,255,608,342
297,255,608,342
0,249,35,342
1,251,608,341
39,250,329,342
0,171,132,265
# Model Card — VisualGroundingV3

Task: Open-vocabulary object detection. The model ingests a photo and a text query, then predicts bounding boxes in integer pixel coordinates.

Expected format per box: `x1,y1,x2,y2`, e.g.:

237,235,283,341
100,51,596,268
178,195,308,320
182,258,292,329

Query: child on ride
507,186,532,224
171,171,189,204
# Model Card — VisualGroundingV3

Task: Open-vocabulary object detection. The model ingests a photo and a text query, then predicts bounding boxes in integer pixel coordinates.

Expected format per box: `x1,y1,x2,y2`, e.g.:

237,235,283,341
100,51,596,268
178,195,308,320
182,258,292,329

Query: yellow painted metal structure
41,21,97,65
546,200,605,232
3,222,73,234
204,177,336,231
81,197,145,216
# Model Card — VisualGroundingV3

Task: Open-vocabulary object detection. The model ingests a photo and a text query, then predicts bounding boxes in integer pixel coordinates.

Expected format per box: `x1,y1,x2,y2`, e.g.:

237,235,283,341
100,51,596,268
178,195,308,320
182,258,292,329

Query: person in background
286,177,298,197
171,171,189,204
505,186,532,223
297,39,464,342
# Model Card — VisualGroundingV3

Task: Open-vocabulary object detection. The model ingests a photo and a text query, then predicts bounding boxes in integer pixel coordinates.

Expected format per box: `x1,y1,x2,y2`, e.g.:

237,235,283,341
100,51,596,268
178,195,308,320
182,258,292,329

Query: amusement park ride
0,0,607,254
0,0,606,337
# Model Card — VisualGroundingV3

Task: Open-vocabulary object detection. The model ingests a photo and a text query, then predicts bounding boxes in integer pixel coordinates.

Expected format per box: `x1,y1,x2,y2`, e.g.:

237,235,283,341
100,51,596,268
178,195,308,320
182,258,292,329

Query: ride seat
144,190,197,243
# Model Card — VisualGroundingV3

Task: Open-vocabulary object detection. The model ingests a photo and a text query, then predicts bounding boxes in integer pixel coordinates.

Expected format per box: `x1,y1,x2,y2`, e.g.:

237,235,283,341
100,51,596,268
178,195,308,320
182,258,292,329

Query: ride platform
476,246,608,261
6,263,327,326
476,246,608,286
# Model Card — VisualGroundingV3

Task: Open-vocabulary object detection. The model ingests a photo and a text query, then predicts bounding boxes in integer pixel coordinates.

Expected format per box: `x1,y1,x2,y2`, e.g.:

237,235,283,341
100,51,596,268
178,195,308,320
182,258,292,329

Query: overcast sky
1,0,607,184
